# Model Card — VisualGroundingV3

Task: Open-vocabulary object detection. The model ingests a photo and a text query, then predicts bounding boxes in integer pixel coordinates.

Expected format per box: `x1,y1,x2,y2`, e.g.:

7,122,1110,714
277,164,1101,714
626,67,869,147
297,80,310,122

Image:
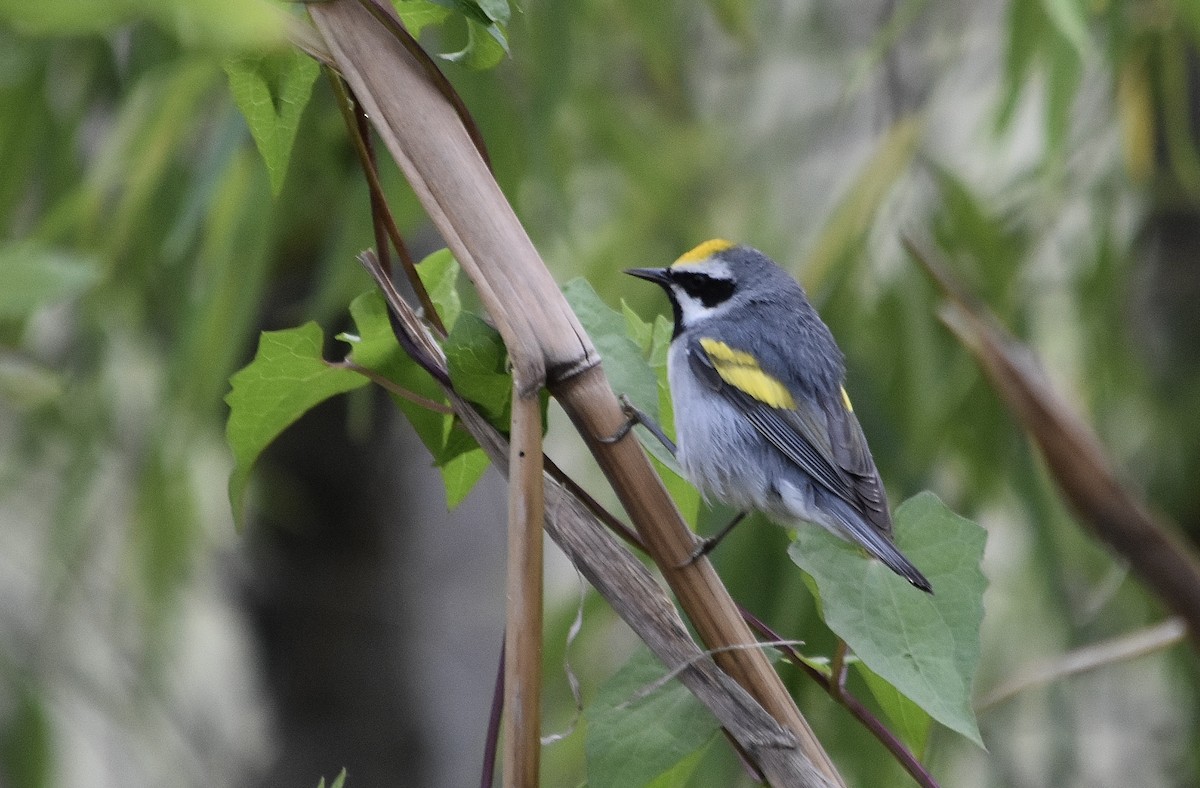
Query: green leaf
1043,30,1083,157
441,446,489,509
855,660,934,756
789,491,987,747
392,0,452,37
649,314,673,367
0,0,287,49
704,0,755,42
428,0,509,26
416,247,462,331
622,300,654,353
472,0,509,25
645,746,709,788
344,289,494,508
0,243,99,319
225,323,369,528
444,311,511,426
440,17,508,70
342,289,447,455
224,50,319,195
802,116,922,290
315,768,347,788
1039,0,1092,60
564,278,660,426
0,683,51,788
998,0,1043,132
620,298,695,514
585,647,721,788
0,357,63,410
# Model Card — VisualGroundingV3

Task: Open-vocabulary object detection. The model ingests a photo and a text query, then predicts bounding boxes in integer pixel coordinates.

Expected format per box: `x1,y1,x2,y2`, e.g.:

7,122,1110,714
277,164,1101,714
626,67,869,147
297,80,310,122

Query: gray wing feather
688,340,893,535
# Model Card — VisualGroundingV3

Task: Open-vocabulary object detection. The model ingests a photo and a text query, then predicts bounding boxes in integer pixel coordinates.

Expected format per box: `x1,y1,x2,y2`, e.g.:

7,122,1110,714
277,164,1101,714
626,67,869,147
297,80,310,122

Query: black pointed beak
625,267,672,286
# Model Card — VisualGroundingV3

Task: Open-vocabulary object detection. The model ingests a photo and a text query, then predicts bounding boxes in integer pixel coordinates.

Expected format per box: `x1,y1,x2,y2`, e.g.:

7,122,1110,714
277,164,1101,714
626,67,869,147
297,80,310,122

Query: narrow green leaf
0,243,99,319
0,0,287,49
416,247,462,331
224,50,319,195
802,116,922,290
1044,33,1083,157
789,491,987,747
997,0,1043,132
1039,0,1092,60
0,683,51,788
585,648,722,788
225,323,369,528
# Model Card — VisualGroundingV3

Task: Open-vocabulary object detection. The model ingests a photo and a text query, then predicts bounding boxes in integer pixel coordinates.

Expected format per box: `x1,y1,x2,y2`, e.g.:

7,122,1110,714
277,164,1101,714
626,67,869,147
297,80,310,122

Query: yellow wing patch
673,238,735,267
699,337,797,409
840,386,854,412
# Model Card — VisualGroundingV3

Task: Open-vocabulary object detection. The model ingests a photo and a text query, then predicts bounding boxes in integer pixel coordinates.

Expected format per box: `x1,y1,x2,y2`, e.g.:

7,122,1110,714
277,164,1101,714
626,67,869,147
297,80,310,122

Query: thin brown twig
741,610,938,788
542,456,644,550
481,635,504,788
326,68,447,335
331,360,453,413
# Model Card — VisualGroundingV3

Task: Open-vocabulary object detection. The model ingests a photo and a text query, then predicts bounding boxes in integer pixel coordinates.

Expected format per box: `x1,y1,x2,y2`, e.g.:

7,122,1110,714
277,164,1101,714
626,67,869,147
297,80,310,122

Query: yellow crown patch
699,338,796,409
672,239,735,267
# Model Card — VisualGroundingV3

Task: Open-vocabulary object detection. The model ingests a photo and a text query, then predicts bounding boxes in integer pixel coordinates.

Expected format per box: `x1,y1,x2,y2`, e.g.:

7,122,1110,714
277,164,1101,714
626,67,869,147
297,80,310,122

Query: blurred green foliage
2,0,1200,786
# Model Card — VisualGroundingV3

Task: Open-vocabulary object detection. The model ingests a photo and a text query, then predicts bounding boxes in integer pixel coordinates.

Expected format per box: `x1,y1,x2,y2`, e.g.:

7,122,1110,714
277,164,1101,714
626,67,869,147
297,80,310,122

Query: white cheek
673,289,711,324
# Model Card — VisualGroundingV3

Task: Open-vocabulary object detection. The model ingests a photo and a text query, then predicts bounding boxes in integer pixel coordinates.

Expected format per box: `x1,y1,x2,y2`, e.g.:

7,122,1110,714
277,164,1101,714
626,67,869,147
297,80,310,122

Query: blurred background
1,0,1199,786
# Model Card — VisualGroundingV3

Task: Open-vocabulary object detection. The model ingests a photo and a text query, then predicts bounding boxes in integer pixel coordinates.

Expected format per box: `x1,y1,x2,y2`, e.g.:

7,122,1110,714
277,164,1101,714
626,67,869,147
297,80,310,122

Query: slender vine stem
326,67,446,335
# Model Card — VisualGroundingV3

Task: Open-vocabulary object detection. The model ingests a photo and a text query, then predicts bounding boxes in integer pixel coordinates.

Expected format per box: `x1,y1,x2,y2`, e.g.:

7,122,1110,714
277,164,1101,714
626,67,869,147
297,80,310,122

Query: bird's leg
603,396,749,567
677,511,748,567
599,394,677,455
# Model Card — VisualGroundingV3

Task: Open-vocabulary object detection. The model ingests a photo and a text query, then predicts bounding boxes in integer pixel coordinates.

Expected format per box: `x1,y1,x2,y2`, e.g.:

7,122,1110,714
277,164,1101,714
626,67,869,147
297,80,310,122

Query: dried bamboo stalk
311,3,844,783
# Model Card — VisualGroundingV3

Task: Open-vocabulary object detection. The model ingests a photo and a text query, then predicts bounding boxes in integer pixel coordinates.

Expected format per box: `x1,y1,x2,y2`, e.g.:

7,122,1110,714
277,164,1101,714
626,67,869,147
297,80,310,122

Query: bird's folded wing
689,337,857,505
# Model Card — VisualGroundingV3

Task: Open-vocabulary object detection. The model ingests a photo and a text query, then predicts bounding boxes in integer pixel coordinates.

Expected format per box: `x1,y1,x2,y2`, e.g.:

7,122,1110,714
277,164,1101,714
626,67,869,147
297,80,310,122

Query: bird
625,239,932,592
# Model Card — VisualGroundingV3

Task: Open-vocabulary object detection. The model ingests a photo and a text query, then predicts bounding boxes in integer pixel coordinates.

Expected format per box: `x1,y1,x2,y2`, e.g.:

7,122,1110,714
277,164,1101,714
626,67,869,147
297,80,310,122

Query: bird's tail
829,503,933,593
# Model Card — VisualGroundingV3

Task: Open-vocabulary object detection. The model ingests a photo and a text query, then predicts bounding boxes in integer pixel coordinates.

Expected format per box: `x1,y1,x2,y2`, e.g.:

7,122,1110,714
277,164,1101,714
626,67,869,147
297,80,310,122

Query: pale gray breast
666,340,772,510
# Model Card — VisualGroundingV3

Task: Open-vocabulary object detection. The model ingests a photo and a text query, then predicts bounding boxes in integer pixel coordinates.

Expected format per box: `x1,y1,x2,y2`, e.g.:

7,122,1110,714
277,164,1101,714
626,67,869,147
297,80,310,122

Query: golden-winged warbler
627,240,931,592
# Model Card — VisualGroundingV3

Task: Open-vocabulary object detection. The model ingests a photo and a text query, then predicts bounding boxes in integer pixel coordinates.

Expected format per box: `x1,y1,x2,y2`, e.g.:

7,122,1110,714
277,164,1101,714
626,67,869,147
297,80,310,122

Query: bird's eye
672,272,735,307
